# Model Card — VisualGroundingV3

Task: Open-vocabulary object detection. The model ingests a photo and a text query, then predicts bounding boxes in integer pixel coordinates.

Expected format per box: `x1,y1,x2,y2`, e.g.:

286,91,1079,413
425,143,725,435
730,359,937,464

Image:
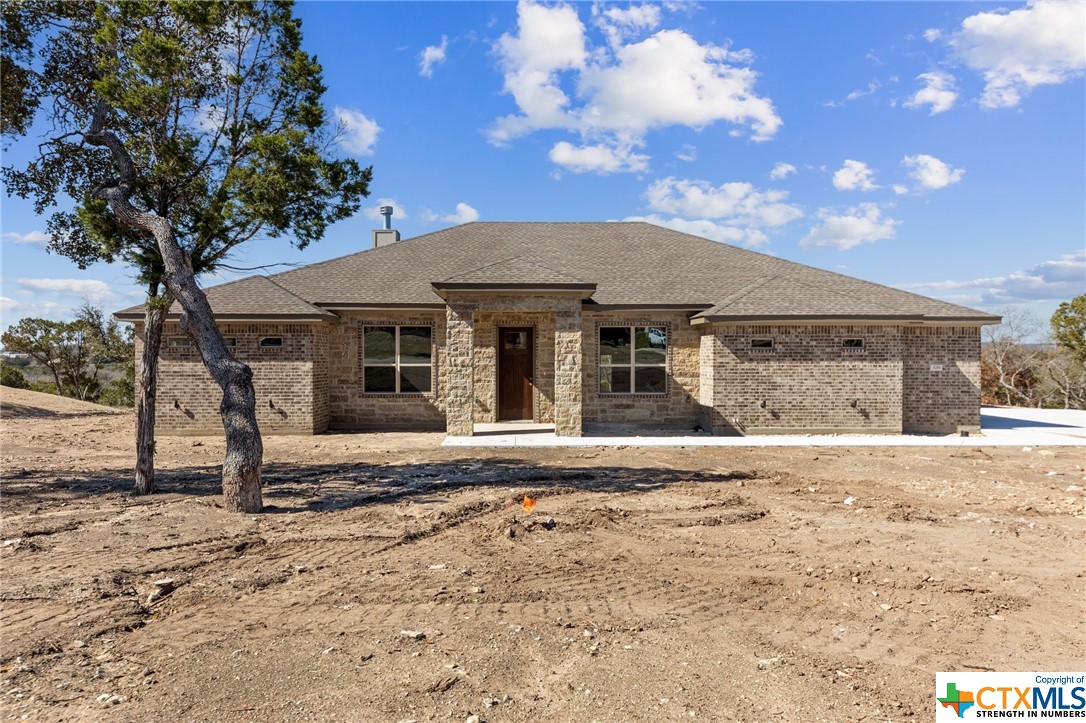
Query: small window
259,337,283,348
223,337,237,348
842,338,865,350
167,337,191,348
751,338,774,352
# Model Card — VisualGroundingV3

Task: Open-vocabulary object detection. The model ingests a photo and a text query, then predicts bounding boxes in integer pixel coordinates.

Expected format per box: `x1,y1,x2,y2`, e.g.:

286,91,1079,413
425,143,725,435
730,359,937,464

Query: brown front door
498,327,534,421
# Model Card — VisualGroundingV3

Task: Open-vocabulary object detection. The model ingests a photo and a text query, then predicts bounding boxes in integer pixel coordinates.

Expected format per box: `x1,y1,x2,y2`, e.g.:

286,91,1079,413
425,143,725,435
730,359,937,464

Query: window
167,337,191,348
259,337,283,349
363,326,433,393
224,337,237,348
751,338,774,352
599,326,667,394
842,338,865,351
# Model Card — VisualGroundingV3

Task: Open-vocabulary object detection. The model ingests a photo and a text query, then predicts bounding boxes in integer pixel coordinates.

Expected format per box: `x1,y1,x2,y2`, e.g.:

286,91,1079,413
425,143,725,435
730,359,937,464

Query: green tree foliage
1,306,134,403
0,365,30,389
1,317,67,394
1,1,371,508
1051,295,1086,363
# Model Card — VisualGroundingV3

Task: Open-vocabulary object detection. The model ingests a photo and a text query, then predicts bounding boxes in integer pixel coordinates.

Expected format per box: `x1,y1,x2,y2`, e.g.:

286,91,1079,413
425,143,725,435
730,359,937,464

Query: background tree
1,305,134,402
2,318,67,394
1,365,31,390
981,308,1044,407
1051,294,1086,363
2,1,371,508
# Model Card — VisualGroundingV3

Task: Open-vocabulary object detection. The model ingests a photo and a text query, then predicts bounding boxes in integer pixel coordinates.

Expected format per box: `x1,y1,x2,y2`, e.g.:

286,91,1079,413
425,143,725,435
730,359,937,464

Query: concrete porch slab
442,407,1086,448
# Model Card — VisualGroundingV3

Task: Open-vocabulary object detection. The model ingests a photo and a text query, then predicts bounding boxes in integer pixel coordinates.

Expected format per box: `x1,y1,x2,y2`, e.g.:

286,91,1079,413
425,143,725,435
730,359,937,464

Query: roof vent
373,205,400,248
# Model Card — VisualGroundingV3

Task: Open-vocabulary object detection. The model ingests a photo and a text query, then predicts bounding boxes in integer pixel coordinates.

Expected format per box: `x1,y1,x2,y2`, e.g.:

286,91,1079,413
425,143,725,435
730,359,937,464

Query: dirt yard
1,387,1083,722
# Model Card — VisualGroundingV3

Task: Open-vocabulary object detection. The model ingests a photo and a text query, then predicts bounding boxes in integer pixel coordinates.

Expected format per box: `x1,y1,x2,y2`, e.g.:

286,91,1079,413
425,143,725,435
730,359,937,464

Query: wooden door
498,327,534,420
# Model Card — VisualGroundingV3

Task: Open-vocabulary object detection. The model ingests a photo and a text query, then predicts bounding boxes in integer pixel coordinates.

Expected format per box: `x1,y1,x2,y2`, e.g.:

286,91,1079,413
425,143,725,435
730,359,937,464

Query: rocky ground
1,387,1084,722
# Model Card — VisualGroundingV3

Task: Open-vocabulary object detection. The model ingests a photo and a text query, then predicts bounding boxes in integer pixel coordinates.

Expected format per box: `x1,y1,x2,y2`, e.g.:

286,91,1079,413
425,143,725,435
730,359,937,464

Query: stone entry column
445,302,475,436
553,299,583,437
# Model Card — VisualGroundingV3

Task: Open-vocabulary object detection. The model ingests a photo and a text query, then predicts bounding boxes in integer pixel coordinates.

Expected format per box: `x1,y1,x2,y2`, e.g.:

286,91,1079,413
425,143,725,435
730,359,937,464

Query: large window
599,326,667,394
363,326,433,393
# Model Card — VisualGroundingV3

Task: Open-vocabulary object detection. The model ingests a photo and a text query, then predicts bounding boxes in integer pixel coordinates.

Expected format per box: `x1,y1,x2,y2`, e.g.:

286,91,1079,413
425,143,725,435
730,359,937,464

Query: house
115,220,1001,437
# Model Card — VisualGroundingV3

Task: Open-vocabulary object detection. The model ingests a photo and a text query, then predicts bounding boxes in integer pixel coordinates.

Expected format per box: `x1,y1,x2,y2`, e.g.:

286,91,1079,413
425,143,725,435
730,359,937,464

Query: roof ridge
702,275,775,315
260,275,332,314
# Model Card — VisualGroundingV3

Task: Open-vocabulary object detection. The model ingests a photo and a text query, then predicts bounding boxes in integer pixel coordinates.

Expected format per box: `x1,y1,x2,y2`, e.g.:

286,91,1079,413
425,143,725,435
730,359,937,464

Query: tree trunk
134,299,168,495
87,105,263,513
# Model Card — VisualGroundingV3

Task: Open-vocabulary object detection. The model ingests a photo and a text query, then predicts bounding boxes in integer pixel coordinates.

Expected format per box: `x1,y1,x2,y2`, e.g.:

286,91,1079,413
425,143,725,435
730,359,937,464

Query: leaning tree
1,1,372,510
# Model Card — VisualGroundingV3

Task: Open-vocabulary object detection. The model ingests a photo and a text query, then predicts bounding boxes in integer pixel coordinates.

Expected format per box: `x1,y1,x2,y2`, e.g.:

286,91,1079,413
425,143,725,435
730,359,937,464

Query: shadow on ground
0,459,759,513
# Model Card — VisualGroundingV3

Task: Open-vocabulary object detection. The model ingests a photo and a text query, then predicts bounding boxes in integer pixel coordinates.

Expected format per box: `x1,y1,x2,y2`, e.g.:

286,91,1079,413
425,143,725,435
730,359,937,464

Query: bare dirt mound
0,387,127,419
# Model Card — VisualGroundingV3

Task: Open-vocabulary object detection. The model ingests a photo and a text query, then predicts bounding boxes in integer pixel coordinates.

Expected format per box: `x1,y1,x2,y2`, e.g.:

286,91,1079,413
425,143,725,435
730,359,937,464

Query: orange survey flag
522,496,536,514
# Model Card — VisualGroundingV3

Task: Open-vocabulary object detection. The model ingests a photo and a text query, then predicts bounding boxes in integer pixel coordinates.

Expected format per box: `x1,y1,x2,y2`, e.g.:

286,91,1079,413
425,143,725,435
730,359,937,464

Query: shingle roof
436,258,592,286
114,222,1000,323
692,275,919,321
432,258,596,296
115,275,334,320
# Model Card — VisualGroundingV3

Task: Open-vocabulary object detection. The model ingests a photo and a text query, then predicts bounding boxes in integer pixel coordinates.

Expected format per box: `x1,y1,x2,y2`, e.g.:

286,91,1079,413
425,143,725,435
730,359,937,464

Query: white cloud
904,71,958,114
893,184,909,195
902,154,964,190
899,249,1085,304
549,141,649,174
769,162,797,180
676,144,697,162
490,1,780,169
333,107,381,156
949,1,1086,109
621,215,769,247
0,296,71,323
832,160,879,191
626,176,802,247
824,80,881,108
923,28,942,42
419,35,449,78
1,231,50,248
362,198,408,222
443,203,480,225
645,176,803,228
800,203,900,250
593,3,661,49
577,30,779,140
16,278,117,303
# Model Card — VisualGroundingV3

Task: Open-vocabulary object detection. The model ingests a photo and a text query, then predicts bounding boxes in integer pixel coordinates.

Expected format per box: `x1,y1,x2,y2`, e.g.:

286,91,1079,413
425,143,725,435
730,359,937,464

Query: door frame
497,326,535,421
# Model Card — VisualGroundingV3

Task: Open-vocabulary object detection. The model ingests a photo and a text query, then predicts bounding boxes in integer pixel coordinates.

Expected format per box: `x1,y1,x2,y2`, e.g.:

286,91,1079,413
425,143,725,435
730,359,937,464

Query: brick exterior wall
902,326,982,433
582,311,702,431
135,311,984,438
700,324,905,434
141,321,331,435
326,311,446,431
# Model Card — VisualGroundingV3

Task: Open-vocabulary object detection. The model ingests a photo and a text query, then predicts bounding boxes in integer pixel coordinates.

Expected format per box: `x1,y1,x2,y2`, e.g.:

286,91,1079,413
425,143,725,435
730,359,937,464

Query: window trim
750,338,774,353
842,338,865,352
259,336,283,349
598,324,668,396
362,325,434,395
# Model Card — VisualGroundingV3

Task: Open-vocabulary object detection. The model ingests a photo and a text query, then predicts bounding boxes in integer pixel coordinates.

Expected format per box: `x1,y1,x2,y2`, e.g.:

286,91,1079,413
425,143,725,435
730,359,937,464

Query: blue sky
2,1,1084,335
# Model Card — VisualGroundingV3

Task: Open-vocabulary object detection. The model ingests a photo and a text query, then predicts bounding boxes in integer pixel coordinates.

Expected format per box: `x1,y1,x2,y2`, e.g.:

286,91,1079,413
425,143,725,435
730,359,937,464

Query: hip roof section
116,222,1000,323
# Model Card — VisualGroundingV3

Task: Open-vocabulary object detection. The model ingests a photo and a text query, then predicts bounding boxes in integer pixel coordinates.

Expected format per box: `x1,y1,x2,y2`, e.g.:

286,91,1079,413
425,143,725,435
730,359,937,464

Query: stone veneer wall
702,324,904,434
472,311,555,424
581,311,702,430
902,326,981,433
444,295,582,436
326,311,446,431
144,321,330,435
